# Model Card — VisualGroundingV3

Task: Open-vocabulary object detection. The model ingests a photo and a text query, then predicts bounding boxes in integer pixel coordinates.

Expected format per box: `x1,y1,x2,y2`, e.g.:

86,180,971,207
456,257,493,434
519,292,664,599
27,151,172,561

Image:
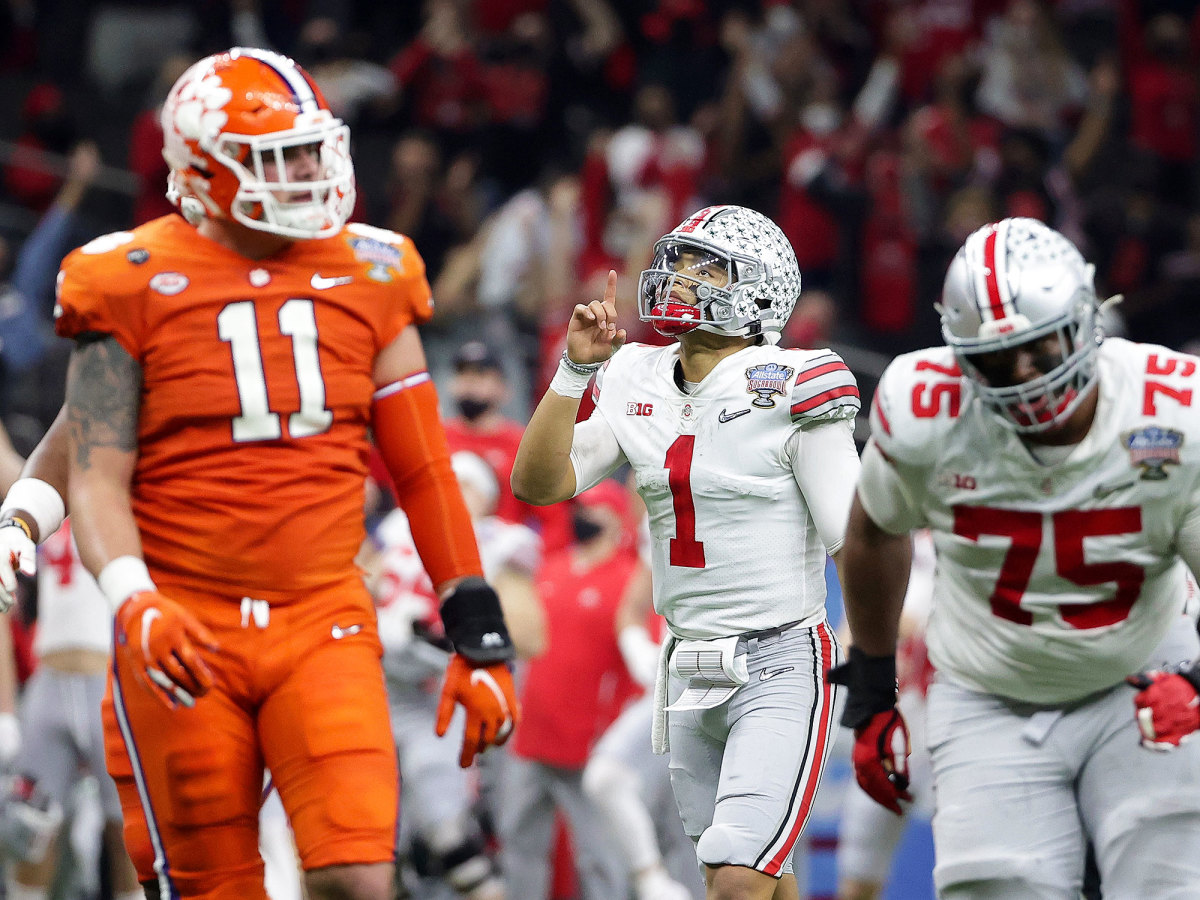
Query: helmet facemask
160,48,356,240
638,237,770,339
213,113,355,239
637,205,801,344
939,217,1104,435
952,292,1100,434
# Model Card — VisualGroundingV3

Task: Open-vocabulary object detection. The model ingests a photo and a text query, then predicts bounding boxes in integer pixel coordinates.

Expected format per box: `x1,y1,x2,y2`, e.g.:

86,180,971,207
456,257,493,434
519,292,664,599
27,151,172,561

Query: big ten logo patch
627,402,654,417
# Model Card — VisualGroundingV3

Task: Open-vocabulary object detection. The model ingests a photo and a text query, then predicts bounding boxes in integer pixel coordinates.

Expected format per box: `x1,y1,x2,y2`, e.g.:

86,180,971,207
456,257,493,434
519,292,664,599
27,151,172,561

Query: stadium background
1,1,1197,897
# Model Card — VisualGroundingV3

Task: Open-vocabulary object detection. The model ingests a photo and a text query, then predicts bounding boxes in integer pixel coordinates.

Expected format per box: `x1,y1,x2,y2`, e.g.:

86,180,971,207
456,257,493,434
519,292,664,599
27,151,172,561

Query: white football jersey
573,342,860,640
35,521,112,656
859,338,1200,704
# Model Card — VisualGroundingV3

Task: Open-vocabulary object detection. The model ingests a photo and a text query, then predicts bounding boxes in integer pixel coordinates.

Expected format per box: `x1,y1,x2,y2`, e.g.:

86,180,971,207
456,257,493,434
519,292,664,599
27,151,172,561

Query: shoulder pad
870,347,963,467
76,230,137,257
786,348,860,427
343,223,423,272
345,222,411,247
61,219,187,289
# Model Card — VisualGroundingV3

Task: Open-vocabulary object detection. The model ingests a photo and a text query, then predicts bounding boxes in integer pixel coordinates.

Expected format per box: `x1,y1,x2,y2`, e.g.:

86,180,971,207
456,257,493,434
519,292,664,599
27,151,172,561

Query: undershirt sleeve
787,417,861,554
855,438,927,535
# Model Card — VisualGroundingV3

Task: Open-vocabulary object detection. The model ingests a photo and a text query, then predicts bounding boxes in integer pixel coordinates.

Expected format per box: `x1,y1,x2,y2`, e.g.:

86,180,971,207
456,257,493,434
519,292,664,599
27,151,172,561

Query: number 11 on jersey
218,298,333,442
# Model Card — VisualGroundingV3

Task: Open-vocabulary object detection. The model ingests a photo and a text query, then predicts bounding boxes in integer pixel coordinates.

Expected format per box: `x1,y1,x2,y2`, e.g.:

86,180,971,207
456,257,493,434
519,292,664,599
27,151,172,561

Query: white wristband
0,478,66,543
98,556,156,612
549,357,597,399
617,624,661,690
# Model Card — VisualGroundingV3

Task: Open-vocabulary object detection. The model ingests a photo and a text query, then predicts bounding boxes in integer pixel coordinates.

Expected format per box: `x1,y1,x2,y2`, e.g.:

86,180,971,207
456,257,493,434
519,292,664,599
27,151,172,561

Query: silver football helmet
637,205,801,343
939,217,1102,434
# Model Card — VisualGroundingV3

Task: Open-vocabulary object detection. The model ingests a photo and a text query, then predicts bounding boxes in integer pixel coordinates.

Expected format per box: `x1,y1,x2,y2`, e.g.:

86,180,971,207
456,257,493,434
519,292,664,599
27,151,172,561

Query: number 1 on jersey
218,299,333,442
665,435,706,567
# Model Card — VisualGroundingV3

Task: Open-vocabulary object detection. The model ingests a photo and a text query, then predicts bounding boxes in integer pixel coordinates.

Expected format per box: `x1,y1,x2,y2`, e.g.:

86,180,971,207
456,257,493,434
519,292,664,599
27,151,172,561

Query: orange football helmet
161,47,355,239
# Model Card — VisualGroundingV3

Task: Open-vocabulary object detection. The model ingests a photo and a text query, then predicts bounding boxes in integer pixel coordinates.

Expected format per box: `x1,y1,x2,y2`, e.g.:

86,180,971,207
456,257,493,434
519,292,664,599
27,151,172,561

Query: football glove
439,577,516,664
828,647,912,815
0,775,63,864
114,591,218,710
1127,663,1200,751
0,520,35,614
436,653,519,768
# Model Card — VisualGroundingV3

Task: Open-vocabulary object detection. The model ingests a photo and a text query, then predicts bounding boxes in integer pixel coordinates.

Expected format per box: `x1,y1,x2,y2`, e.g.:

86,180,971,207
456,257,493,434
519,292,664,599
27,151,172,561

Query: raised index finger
604,269,618,310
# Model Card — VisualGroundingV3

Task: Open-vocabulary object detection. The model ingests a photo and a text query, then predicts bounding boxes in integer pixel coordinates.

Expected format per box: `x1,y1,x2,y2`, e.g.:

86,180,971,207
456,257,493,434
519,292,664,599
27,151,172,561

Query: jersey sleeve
572,353,628,494
854,349,953,534
53,237,143,358
789,349,861,428
570,414,626,495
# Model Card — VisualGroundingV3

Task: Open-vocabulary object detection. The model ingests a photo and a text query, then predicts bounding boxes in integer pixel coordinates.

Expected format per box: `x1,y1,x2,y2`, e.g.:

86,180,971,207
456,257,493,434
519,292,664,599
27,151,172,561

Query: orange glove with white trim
114,591,219,710
434,577,519,767
436,654,520,768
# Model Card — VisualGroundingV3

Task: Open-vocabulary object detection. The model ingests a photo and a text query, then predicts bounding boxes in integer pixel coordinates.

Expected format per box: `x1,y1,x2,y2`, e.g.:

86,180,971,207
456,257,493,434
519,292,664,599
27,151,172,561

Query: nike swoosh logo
759,666,794,681
310,274,354,290
331,623,363,639
141,608,162,656
1093,478,1137,500
718,408,751,423
469,667,513,739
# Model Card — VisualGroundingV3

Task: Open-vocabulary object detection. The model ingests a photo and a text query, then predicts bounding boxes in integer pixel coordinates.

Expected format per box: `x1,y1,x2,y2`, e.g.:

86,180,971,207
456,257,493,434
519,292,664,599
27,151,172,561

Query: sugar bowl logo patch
1124,426,1183,480
745,362,794,409
348,236,401,282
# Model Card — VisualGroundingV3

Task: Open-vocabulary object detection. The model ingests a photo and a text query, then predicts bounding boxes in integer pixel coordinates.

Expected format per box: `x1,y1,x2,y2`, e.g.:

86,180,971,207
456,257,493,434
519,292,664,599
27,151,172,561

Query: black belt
741,618,805,641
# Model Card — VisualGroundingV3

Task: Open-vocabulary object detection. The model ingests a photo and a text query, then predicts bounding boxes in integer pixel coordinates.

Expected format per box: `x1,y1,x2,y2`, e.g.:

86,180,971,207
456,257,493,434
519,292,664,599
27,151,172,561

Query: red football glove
1127,666,1200,751
436,653,519,768
851,707,913,815
114,591,219,710
828,647,912,816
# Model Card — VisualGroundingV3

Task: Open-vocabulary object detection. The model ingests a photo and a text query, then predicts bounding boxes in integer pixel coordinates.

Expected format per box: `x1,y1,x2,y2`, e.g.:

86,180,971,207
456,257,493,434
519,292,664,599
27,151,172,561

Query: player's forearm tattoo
65,335,142,469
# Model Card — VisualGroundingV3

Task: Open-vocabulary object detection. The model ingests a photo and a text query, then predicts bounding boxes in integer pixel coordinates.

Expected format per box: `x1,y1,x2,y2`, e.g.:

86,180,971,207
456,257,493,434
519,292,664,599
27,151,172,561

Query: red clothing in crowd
1129,60,1198,163
388,38,489,133
128,107,175,225
779,132,841,274
513,545,642,769
443,417,571,553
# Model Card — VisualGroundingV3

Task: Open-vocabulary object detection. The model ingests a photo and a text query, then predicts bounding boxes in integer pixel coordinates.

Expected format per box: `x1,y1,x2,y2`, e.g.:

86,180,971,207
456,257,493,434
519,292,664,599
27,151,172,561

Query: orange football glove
114,591,219,710
436,654,519,768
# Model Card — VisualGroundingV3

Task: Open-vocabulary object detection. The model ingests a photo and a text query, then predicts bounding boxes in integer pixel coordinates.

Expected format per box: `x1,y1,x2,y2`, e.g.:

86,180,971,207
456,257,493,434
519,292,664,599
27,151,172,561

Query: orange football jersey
55,215,435,601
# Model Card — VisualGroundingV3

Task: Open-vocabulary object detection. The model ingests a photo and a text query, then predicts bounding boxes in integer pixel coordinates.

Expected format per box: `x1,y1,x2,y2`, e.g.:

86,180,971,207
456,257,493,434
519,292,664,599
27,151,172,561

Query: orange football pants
102,577,399,899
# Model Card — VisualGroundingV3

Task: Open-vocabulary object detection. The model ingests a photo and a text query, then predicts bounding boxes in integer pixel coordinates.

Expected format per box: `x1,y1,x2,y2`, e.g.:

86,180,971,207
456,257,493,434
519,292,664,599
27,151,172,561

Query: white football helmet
939,217,1102,434
161,47,355,239
637,205,801,343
